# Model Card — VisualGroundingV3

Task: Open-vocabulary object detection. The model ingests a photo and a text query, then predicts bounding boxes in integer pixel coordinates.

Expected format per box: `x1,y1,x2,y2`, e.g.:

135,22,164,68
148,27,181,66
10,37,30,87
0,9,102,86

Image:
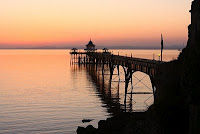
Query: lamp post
153,53,155,60
158,54,161,61
161,34,164,61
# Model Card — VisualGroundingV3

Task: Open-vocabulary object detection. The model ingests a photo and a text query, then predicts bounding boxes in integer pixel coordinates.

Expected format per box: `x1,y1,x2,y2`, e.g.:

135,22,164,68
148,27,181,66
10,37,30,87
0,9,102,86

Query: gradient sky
0,0,193,48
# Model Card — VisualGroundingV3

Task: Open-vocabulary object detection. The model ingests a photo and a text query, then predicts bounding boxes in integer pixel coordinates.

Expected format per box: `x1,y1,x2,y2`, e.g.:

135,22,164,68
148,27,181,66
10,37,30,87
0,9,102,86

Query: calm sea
0,49,180,134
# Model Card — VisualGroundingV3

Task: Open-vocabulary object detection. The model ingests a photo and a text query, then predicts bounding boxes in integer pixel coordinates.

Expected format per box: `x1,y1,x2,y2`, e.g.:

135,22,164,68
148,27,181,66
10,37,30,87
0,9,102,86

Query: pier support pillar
96,58,98,71
109,62,114,86
117,65,120,81
124,67,132,105
130,71,134,101
150,76,156,102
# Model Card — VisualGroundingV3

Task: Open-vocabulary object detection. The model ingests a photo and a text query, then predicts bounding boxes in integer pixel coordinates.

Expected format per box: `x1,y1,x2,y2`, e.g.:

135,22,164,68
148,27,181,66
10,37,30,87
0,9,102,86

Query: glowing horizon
0,0,192,48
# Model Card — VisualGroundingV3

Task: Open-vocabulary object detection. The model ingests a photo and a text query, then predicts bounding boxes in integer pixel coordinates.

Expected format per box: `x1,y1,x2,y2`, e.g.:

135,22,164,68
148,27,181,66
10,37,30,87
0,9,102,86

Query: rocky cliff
146,1,200,133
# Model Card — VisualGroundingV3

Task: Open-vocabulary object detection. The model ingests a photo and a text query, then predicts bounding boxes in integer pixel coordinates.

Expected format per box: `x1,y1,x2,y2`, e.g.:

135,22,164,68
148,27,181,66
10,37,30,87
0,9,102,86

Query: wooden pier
70,51,164,109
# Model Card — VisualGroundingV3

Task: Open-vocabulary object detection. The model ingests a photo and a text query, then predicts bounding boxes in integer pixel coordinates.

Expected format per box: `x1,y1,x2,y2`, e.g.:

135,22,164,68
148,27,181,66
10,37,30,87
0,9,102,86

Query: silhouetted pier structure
70,40,164,111
71,51,164,109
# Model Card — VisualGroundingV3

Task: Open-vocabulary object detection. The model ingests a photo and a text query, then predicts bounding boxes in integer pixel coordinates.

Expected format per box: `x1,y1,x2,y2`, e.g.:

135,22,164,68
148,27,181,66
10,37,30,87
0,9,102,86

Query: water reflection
71,61,154,116
71,64,122,116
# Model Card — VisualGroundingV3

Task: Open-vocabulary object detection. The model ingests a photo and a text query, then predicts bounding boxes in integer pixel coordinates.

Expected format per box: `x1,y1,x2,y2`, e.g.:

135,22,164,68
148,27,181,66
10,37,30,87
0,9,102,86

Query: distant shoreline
0,48,182,50
0,44,185,50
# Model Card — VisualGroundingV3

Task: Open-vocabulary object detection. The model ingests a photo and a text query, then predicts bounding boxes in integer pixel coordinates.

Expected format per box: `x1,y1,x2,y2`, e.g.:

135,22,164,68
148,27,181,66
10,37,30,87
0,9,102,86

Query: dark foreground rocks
77,112,146,134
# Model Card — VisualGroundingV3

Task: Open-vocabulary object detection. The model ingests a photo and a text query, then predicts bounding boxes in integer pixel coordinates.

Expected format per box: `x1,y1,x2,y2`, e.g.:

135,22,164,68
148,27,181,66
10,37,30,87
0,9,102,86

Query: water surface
0,49,180,134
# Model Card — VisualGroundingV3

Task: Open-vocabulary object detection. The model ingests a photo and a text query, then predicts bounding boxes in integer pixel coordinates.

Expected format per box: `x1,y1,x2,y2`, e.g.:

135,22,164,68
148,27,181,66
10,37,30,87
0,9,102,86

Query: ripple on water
0,49,180,133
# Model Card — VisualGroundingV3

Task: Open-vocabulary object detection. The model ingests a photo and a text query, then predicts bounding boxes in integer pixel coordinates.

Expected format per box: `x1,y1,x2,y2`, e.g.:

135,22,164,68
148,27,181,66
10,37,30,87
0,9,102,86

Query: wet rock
77,125,98,134
82,119,94,123
76,127,86,134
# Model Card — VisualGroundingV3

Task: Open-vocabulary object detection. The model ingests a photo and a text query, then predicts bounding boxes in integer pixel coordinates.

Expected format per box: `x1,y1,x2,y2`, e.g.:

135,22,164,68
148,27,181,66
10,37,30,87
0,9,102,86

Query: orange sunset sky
0,0,192,48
